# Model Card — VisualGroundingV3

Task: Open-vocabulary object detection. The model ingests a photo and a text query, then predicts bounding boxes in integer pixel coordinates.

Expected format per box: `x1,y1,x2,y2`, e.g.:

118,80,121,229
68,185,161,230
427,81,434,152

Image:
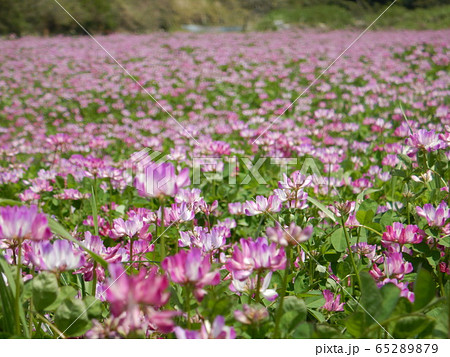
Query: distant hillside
0,0,449,35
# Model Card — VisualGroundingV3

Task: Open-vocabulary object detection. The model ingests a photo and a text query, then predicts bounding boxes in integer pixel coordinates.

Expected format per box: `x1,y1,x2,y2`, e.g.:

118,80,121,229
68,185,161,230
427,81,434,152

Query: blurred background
1,0,449,36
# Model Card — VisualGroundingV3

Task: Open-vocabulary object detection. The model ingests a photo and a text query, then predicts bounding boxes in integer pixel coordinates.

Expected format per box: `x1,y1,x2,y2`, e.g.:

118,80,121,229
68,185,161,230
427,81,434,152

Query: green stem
184,286,191,329
255,214,265,237
91,262,97,297
273,247,290,338
35,313,65,338
341,217,362,292
28,267,35,338
307,241,314,285
129,238,134,268
14,241,22,335
254,271,262,304
356,224,383,237
79,274,86,298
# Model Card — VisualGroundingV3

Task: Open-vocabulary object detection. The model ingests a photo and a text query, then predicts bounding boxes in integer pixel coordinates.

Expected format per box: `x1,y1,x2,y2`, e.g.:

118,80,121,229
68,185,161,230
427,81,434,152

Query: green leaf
279,296,307,337
356,210,374,226
438,236,450,248
355,189,381,210
54,298,91,337
307,196,336,223
83,296,103,319
380,210,397,229
359,272,383,319
378,283,401,321
413,269,435,311
393,316,435,338
45,286,78,312
32,272,59,311
330,228,346,252
358,199,378,214
0,257,16,333
0,199,24,207
346,311,365,338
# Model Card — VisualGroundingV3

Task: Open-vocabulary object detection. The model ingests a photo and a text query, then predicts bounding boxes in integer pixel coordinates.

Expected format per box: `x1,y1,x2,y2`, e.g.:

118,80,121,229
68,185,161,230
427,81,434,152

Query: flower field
0,29,449,339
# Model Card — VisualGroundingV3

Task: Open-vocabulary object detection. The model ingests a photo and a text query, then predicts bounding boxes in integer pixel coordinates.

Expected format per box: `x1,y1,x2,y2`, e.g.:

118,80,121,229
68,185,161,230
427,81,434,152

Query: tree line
0,0,448,36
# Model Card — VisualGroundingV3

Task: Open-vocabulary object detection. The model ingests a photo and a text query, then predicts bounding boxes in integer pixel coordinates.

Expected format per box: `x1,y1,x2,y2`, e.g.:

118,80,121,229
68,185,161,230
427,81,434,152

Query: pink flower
106,264,170,319
226,237,286,280
29,240,85,272
322,290,344,312
384,252,413,279
174,316,235,339
175,188,205,213
18,189,40,202
110,217,151,240
134,162,190,198
243,195,282,216
278,171,312,191
0,205,52,245
162,248,220,301
75,232,123,282
163,203,195,225
382,223,423,244
179,226,226,253
230,271,278,301
147,308,181,334
331,201,355,217
266,223,313,246
228,202,244,215
416,201,450,227
234,304,268,324
54,188,90,200
406,129,446,152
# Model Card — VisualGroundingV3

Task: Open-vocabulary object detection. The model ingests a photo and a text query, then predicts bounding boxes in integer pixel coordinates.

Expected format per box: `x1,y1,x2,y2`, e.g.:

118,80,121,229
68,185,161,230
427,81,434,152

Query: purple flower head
29,240,84,272
226,237,286,280
0,205,52,245
230,271,278,301
162,248,220,301
106,264,170,318
174,316,235,339
110,217,151,240
416,201,450,227
384,252,413,279
322,290,344,312
382,223,423,244
278,171,312,191
234,304,268,325
134,161,190,198
243,195,282,216
406,129,446,152
266,223,313,246
228,202,244,215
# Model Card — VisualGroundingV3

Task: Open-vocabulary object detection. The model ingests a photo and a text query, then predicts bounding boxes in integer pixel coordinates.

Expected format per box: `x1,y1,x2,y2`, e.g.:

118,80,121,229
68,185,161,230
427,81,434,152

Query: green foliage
1,0,449,35
32,272,59,311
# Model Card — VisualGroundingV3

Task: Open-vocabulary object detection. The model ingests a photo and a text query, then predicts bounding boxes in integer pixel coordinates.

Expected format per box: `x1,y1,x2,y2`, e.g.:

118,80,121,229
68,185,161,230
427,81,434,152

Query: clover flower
382,223,423,245
29,240,85,272
266,223,313,246
162,248,220,301
134,161,190,198
416,201,450,227
0,205,52,246
174,316,235,339
226,237,286,280
322,290,344,312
